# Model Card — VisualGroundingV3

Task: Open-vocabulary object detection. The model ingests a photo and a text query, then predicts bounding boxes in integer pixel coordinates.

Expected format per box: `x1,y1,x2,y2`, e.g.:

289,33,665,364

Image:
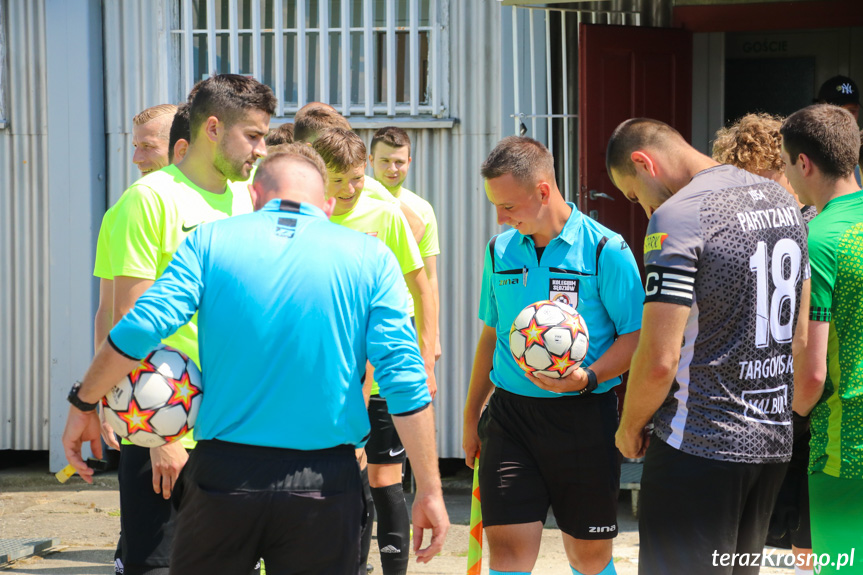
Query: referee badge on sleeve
549,278,579,310
644,265,696,306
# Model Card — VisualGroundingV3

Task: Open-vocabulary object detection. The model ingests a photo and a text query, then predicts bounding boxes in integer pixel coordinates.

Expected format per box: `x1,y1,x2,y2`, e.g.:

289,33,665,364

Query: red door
578,24,692,270
578,24,692,413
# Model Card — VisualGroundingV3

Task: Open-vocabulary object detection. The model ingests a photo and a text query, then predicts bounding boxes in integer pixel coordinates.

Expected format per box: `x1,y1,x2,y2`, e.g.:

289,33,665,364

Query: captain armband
643,265,696,306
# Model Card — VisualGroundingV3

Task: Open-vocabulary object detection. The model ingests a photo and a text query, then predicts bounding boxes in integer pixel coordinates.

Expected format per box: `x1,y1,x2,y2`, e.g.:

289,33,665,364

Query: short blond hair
133,104,178,139
713,113,785,174
133,104,178,126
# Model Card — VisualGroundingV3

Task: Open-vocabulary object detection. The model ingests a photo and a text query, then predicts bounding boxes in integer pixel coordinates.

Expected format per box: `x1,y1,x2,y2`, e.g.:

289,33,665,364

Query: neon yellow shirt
94,202,120,280
107,165,253,448
363,176,399,204
392,186,440,260
330,195,423,396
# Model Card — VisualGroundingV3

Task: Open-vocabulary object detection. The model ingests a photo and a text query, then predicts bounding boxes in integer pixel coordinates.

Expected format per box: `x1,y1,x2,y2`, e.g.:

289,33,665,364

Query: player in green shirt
93,76,274,575
786,104,863,575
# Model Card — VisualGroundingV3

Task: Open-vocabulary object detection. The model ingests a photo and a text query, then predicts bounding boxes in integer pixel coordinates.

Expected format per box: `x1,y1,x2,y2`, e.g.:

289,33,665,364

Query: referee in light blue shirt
62,151,449,575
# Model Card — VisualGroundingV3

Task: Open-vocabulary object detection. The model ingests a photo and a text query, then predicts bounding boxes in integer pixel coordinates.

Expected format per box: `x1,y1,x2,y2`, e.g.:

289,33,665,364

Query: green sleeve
418,205,440,259
109,185,165,280
808,228,836,322
388,210,423,275
93,211,114,279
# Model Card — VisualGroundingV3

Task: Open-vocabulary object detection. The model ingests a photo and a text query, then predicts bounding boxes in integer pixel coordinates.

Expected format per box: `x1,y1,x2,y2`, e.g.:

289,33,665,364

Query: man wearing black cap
817,75,862,186
817,75,860,122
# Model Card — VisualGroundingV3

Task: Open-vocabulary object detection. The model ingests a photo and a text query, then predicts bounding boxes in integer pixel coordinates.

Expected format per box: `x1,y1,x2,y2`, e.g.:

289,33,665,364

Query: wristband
67,381,99,412
579,367,598,395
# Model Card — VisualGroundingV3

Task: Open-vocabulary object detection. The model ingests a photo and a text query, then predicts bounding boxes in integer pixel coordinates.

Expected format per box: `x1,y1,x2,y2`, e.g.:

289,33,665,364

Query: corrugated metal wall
103,0,171,204
0,0,50,450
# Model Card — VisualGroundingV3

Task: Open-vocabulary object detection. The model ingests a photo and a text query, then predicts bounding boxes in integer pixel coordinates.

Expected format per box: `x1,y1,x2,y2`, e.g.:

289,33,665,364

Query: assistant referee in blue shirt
62,151,449,575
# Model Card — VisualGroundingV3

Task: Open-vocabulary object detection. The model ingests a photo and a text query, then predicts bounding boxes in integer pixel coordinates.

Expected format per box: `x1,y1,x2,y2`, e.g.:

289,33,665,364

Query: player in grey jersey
607,118,810,575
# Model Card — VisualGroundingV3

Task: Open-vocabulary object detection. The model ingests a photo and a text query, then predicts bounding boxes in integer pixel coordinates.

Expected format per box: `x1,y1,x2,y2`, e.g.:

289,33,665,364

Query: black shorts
117,443,177,575
638,437,789,575
365,396,406,465
171,440,363,575
766,413,812,549
476,388,620,540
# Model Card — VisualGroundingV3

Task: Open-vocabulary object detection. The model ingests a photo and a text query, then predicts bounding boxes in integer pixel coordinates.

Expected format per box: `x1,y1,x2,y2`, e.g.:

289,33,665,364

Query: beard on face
214,137,251,182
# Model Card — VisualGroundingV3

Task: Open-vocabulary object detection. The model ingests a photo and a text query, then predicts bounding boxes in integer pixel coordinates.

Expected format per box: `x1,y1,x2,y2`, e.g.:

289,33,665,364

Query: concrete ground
0,460,797,574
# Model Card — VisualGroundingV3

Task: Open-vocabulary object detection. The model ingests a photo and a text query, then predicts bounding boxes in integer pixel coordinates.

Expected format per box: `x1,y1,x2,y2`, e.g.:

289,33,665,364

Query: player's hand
527,367,589,394
462,418,481,469
61,406,103,484
425,368,437,400
98,406,121,451
411,487,450,563
615,425,649,459
150,440,189,499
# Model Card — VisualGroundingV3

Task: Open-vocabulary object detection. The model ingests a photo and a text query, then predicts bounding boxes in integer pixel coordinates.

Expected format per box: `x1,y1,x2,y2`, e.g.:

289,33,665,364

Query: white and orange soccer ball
102,346,202,447
509,300,589,379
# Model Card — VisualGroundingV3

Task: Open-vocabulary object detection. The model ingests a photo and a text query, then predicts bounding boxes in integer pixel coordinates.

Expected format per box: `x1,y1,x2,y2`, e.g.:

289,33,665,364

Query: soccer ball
509,300,589,379
102,346,202,447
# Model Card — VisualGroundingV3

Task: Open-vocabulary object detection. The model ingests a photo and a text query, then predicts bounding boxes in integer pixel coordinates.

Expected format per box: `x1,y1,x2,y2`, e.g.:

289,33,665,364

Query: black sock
370,483,410,575
359,466,375,571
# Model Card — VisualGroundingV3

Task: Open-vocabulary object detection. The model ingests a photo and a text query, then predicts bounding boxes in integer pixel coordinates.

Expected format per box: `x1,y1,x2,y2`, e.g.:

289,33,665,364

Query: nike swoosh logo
388,447,405,457
181,223,200,233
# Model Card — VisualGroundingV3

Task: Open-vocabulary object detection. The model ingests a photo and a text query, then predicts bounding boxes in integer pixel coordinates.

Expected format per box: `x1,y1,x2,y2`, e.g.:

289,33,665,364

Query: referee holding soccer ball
463,136,643,575
62,151,449,575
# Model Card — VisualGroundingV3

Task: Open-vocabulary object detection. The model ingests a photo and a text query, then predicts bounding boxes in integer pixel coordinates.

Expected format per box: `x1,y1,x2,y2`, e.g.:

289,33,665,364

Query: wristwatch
67,381,99,412
579,367,598,395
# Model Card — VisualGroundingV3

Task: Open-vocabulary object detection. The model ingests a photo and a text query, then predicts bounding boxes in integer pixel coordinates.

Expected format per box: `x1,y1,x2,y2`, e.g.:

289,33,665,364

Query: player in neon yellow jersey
367,126,440,575
370,127,441,357
787,104,863,575
94,103,182,575
92,76,274,575
293,101,426,244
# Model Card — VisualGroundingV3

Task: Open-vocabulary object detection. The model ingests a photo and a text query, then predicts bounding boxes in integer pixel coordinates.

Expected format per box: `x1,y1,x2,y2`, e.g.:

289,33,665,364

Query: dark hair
293,106,351,143
311,128,367,173
480,136,555,185
370,126,411,155
266,123,294,146
188,74,277,141
859,128,863,167
780,104,861,179
168,103,191,163
606,118,685,178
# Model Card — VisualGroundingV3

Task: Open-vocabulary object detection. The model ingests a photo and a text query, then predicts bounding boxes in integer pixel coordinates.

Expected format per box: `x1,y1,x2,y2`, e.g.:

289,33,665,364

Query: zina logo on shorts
588,525,617,533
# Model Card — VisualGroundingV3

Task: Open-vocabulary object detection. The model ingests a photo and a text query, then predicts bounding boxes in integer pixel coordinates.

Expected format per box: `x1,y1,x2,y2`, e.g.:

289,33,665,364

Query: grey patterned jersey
644,165,809,464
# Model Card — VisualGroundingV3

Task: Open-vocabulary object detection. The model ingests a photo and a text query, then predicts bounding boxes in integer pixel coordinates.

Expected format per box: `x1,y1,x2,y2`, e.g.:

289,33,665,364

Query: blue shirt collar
261,198,328,219
515,202,583,248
